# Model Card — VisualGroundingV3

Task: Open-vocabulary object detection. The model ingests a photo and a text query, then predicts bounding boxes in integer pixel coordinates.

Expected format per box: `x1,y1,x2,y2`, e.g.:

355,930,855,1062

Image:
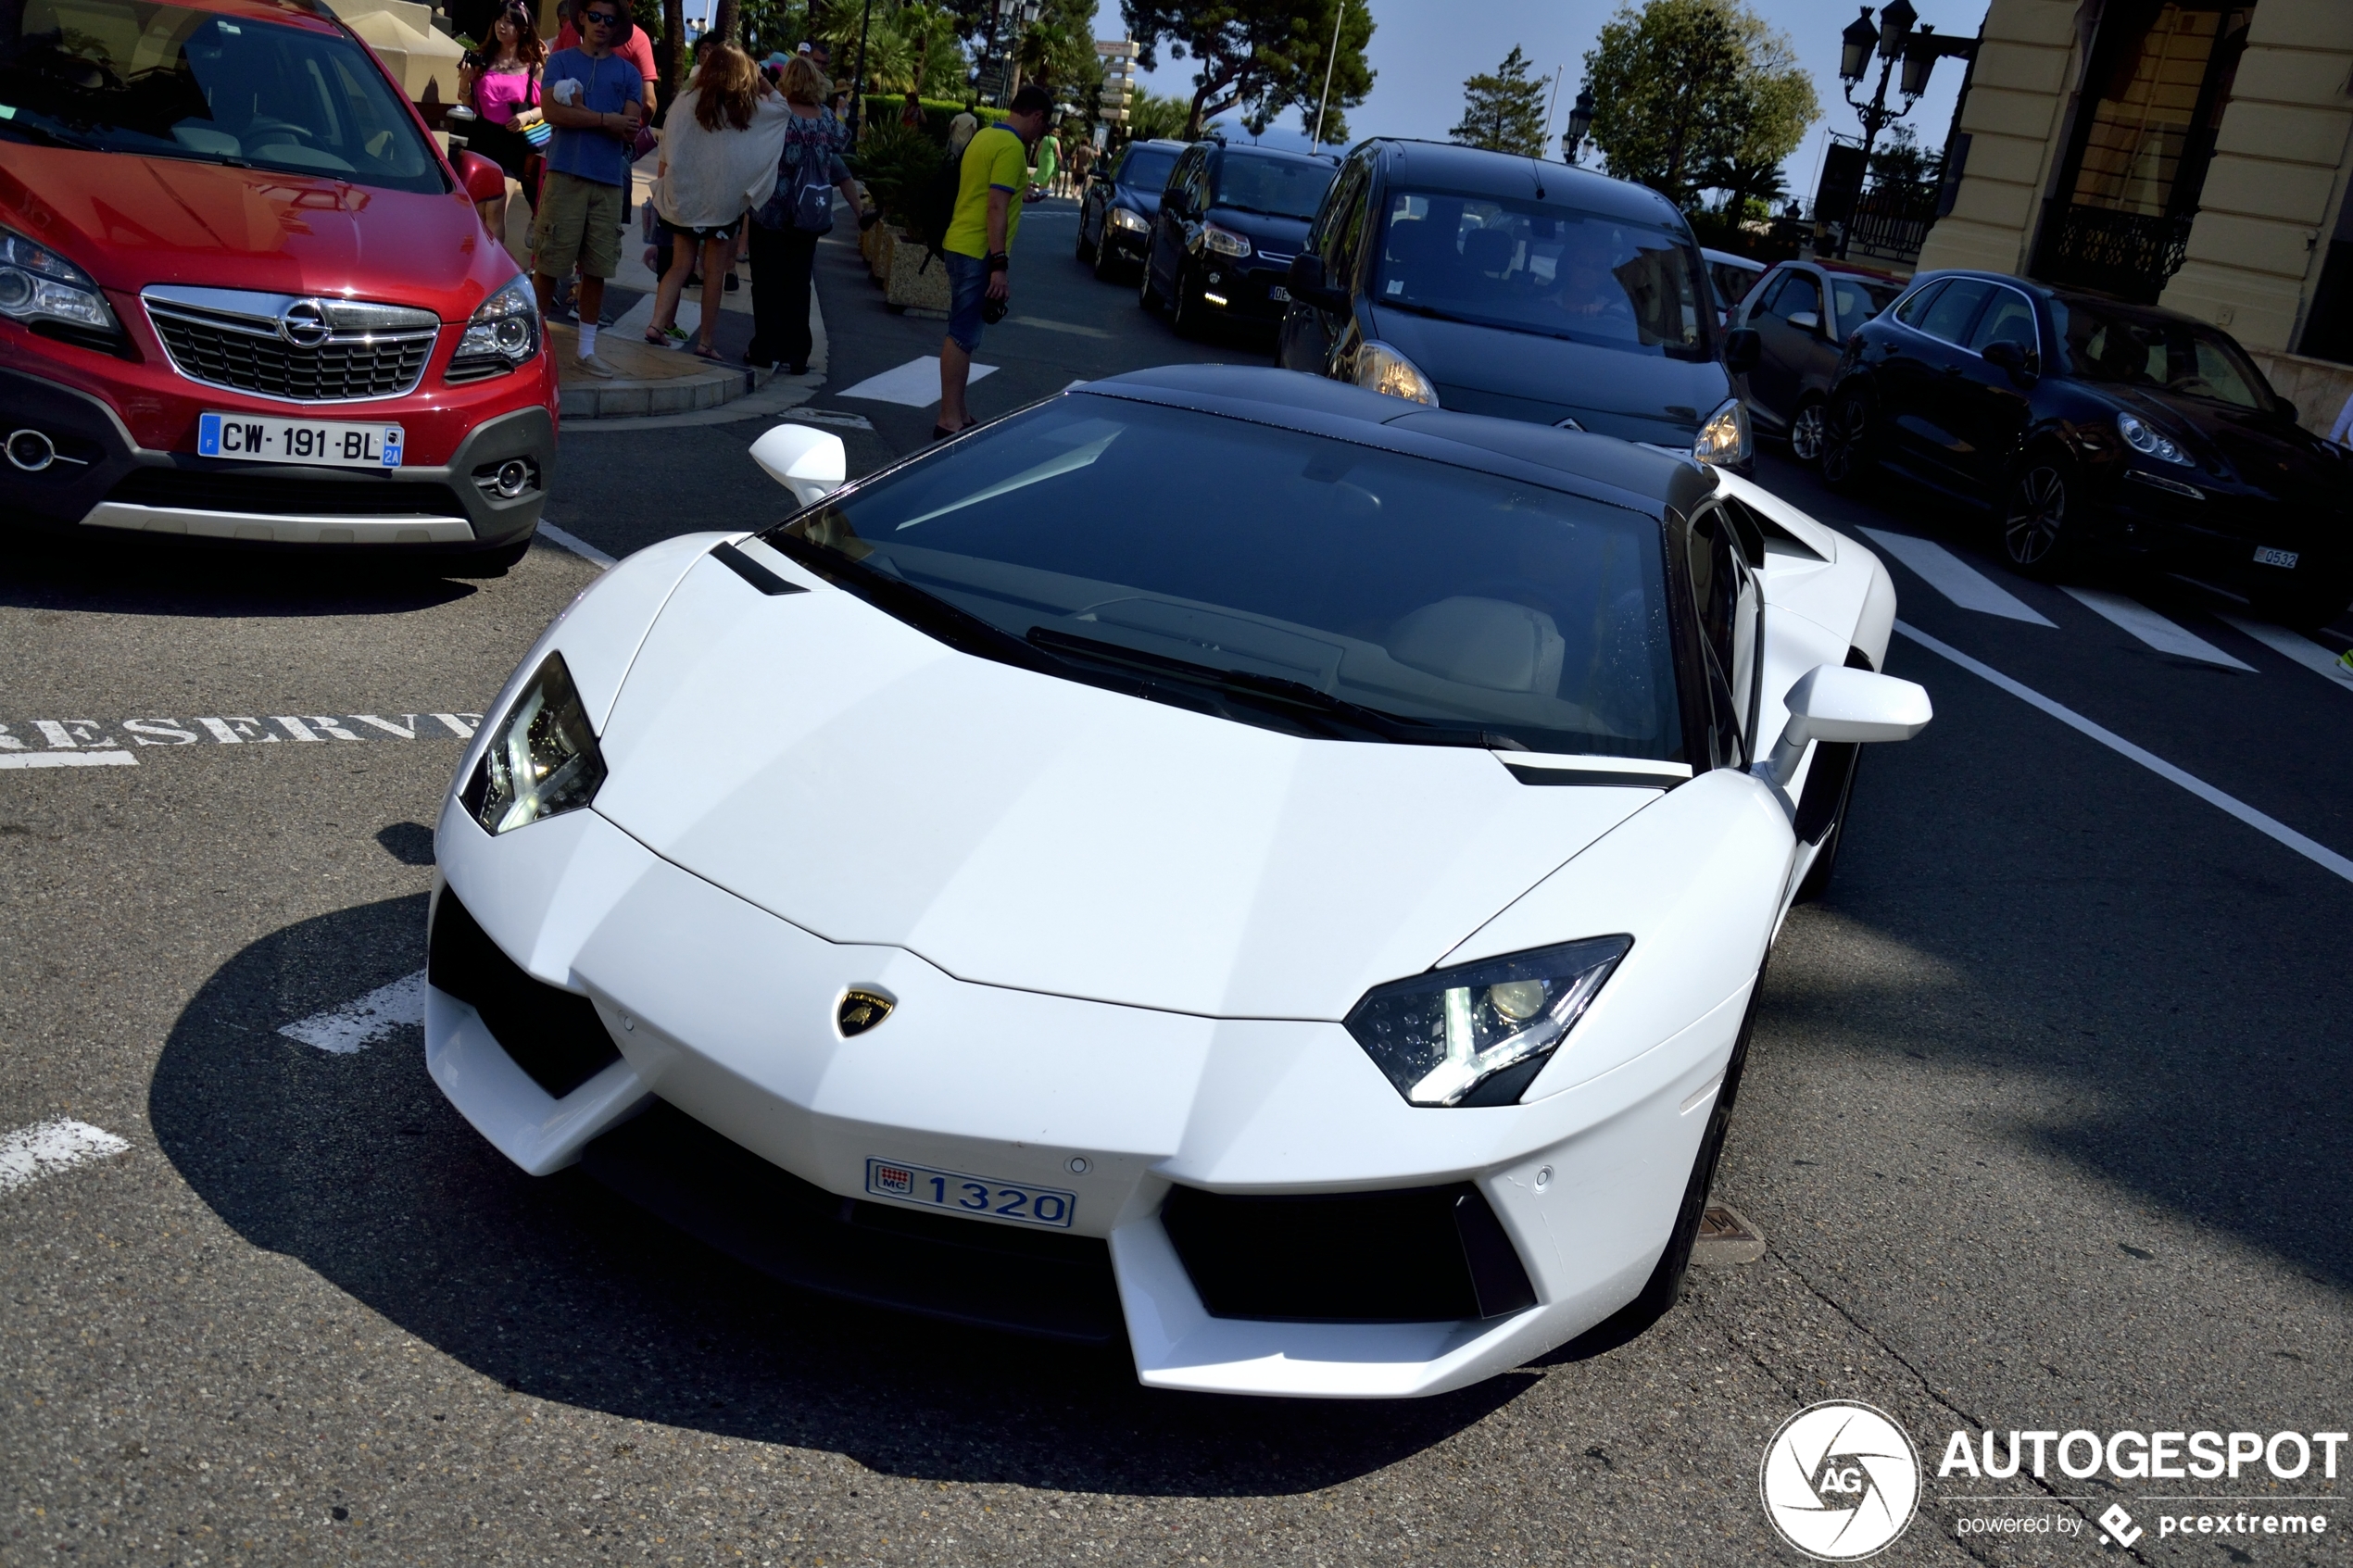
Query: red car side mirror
454,149,510,207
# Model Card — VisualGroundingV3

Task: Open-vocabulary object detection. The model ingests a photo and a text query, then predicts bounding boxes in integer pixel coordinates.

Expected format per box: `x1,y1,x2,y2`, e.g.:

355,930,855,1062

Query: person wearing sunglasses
533,0,646,377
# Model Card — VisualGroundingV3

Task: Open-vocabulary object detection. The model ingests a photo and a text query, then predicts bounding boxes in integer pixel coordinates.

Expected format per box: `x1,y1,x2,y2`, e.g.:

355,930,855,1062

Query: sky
1085,0,1975,205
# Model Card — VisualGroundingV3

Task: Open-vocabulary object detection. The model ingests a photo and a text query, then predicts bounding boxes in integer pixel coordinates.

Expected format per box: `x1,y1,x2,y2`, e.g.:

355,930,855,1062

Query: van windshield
1375,189,1710,359
0,0,447,194
1214,153,1332,220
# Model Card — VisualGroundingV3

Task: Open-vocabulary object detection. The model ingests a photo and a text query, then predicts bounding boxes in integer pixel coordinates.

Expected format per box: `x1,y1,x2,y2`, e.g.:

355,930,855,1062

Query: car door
1684,501,1763,771
1150,148,1200,298
1948,283,2043,492
1280,154,1369,375
1749,269,1825,433
1877,278,1993,483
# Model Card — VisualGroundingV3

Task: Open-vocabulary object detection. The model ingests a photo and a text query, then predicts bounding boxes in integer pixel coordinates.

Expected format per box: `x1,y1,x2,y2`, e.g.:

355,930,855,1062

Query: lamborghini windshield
764,396,1683,761
0,0,447,194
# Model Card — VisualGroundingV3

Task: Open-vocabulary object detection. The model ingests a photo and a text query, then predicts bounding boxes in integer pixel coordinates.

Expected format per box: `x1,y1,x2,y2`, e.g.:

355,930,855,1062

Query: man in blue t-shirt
531,0,644,378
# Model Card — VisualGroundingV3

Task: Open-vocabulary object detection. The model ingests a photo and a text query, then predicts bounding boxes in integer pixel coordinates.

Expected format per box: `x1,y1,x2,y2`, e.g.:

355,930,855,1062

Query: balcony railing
2035,204,2196,304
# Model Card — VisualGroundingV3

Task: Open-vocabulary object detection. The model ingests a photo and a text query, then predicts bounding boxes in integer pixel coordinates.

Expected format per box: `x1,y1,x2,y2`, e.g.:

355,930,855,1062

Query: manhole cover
1692,1202,1767,1265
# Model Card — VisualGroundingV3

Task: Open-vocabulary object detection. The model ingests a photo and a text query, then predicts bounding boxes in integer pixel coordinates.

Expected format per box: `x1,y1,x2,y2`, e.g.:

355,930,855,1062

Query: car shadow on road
149,894,1524,1493
0,533,483,619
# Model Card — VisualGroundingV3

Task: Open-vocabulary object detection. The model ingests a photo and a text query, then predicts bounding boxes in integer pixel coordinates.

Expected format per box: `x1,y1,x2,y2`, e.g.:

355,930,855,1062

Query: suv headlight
449,273,541,380
0,227,120,337
2116,410,2190,466
1344,935,1632,1107
1108,207,1150,233
1693,396,1752,466
459,653,607,834
1202,221,1252,257
1353,340,1440,406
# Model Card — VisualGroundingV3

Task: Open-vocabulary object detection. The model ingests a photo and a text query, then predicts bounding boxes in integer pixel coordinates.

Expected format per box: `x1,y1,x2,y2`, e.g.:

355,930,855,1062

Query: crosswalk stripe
0,1119,129,1193
2218,614,2353,695
2062,587,2255,670
837,356,996,408
278,970,427,1054
1856,529,2057,625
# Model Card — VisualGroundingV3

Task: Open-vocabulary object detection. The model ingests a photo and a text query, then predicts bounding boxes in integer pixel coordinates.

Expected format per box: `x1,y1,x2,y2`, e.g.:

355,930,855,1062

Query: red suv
1,0,557,569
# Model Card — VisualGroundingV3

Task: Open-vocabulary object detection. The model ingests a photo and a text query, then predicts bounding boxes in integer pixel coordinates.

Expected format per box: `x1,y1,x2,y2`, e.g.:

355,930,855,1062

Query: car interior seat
1386,596,1567,695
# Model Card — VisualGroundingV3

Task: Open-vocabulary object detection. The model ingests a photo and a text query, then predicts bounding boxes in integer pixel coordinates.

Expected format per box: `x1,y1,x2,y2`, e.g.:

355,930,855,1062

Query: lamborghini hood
586,555,1664,1021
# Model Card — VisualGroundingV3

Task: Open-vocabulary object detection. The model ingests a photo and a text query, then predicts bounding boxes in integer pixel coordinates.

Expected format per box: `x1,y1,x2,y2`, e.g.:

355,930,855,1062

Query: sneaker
575,351,620,379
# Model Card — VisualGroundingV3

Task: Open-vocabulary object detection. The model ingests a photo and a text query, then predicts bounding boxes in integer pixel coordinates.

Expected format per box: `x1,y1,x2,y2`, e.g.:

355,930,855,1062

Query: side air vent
427,886,620,1098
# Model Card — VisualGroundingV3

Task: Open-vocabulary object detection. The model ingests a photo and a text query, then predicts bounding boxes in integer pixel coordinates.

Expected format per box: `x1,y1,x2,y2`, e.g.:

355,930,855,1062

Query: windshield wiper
0,117,99,151
1026,626,1528,750
762,527,1064,671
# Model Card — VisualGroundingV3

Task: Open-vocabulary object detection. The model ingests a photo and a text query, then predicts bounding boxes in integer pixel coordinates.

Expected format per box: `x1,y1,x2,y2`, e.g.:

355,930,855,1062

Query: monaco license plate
865,1158,1076,1228
2253,546,2299,569
198,411,403,470
1268,284,1290,302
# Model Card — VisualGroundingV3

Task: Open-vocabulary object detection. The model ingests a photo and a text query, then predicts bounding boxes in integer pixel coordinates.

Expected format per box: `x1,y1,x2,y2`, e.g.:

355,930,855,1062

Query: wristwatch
985,252,1009,274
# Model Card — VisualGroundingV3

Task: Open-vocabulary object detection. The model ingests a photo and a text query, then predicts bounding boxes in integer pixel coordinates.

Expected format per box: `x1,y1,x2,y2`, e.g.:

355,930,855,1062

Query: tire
1788,396,1828,469
1170,268,1205,338
2248,568,2353,633
1999,453,2077,579
1613,968,1766,1331
1093,237,1124,282
1138,254,1163,314
1076,220,1097,265
1818,389,1873,492
1792,749,1858,904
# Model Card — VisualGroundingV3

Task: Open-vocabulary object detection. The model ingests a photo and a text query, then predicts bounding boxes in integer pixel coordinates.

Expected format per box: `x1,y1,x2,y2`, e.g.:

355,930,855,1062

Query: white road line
2061,587,2255,670
0,750,136,770
1008,316,1114,339
1857,529,2057,625
278,970,427,1055
837,355,995,408
536,522,617,570
1896,621,2353,885
0,1119,130,1194
2219,614,2353,695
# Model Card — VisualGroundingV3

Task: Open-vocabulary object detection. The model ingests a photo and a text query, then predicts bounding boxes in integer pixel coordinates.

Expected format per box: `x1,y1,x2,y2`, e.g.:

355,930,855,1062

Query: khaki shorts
533,169,624,280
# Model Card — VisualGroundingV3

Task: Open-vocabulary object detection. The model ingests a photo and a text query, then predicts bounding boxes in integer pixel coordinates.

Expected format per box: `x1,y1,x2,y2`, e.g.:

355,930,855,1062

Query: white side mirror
749,424,846,510
1762,663,1931,787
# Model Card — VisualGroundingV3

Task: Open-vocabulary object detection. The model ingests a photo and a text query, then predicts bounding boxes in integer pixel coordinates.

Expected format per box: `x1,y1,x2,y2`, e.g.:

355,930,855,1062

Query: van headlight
1353,341,1440,407
1344,936,1631,1106
459,653,607,834
1693,397,1752,466
449,273,541,380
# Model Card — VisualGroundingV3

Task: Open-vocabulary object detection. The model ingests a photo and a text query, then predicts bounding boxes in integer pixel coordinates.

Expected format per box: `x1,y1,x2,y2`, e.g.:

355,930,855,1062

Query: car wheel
1171,269,1205,338
1789,397,1828,468
1076,220,1096,265
1138,255,1163,314
1093,236,1124,282
1613,968,1765,1331
2248,567,2353,633
1818,390,1873,492
2000,455,2077,579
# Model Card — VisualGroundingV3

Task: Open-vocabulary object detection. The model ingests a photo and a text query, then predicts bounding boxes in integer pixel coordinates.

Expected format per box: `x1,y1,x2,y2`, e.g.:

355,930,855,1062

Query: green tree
1868,123,1933,185
1449,45,1549,157
1121,0,1372,143
1579,0,1817,209
1123,85,1191,142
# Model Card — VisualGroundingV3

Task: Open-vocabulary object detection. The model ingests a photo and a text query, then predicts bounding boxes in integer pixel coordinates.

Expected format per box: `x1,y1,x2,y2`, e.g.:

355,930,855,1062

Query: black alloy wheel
1076,217,1096,265
1789,397,1828,467
1093,231,1125,282
2001,457,2076,578
1818,391,1873,491
1138,251,1163,313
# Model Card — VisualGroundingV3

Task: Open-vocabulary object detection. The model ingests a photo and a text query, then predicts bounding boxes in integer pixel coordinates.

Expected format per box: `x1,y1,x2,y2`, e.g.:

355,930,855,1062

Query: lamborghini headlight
1353,340,1440,406
459,652,607,834
1344,935,1632,1107
1692,396,1752,466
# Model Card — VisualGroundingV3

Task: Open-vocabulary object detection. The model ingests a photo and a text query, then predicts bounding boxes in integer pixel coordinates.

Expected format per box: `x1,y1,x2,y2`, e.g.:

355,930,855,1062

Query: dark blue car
1077,138,1185,282
1137,141,1338,336
1277,140,1758,470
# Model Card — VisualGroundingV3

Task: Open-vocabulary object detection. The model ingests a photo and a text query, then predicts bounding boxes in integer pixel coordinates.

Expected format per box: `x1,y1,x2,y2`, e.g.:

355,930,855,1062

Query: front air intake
427,886,621,1098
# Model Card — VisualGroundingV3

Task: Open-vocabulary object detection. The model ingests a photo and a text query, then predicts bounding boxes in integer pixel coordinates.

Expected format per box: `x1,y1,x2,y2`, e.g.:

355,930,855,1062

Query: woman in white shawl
647,42,789,358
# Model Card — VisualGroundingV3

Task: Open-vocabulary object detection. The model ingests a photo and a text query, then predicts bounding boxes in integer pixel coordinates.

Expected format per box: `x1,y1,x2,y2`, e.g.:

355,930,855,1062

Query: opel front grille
142,285,440,403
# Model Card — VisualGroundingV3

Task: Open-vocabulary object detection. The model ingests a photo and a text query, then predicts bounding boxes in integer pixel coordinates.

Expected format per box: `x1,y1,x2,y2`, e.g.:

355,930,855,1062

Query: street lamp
1838,2,1924,174
1563,86,1593,165
1838,7,1878,86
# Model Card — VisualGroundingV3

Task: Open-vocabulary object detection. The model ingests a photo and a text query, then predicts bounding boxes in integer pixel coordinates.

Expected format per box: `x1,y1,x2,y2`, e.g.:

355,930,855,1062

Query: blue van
1277,140,1760,469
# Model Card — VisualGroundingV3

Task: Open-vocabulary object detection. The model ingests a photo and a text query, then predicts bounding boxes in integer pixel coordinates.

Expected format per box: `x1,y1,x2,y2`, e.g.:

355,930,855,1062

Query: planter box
867,223,892,282
885,233,950,311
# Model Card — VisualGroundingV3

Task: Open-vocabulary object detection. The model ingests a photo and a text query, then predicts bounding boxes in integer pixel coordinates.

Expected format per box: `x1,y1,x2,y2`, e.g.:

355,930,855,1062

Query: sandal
691,341,723,360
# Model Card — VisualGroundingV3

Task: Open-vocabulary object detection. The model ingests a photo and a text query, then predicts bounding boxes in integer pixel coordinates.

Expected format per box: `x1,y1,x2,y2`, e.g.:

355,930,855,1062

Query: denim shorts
943,249,989,353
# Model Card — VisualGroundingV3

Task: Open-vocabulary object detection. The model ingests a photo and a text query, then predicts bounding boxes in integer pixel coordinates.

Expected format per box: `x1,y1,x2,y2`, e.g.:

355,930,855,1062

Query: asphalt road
4,198,2351,1568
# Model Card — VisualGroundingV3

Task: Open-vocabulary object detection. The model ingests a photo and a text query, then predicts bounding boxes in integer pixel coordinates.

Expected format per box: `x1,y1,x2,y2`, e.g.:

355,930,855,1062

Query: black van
1277,140,1759,468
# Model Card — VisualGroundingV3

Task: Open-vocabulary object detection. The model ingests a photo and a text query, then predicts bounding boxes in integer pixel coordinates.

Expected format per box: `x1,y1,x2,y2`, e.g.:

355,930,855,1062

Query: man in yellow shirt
937,84,1051,438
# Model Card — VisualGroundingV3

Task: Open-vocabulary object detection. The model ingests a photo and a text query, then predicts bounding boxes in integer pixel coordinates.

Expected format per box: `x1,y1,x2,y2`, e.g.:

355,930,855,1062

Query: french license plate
865,1158,1076,1228
197,411,403,469
1269,284,1290,303
2253,546,2299,569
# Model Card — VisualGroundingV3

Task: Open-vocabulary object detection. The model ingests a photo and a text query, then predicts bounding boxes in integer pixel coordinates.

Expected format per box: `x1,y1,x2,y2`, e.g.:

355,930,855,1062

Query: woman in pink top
457,4,547,236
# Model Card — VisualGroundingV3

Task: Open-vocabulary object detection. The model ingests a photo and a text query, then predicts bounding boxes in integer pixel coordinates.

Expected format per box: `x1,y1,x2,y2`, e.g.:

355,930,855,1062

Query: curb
559,362,768,420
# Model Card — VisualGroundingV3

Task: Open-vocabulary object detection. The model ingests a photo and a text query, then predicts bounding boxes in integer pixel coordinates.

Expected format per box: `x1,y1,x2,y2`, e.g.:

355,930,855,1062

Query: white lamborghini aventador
426,365,1928,1399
